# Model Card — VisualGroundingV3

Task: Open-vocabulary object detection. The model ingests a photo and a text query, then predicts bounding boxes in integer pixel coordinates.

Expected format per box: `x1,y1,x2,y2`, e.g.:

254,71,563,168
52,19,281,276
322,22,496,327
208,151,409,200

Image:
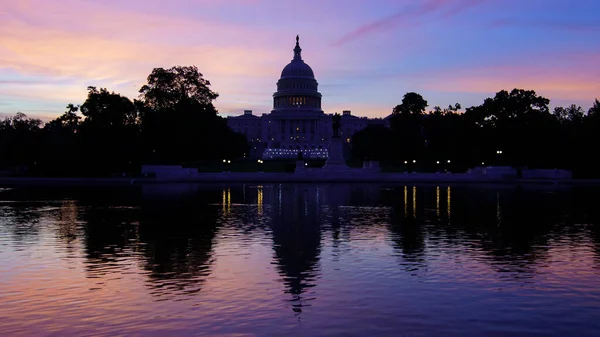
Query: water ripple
1,184,600,336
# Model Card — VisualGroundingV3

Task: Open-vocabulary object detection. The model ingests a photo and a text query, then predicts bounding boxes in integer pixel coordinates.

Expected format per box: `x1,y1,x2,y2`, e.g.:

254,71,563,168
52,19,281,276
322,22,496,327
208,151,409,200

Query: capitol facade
227,36,386,160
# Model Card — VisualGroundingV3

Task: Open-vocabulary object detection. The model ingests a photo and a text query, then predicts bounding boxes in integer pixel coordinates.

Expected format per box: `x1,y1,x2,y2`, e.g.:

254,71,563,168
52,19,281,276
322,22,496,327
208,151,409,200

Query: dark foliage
0,66,248,177
352,89,600,177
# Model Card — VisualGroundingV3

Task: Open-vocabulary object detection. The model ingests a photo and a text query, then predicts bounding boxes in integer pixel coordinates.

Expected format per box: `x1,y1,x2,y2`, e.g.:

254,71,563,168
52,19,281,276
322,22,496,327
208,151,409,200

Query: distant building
227,36,385,160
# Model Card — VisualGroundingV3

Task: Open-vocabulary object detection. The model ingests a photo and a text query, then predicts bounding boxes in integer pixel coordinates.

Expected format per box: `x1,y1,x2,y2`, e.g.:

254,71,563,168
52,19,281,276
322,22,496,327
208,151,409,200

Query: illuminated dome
272,36,322,113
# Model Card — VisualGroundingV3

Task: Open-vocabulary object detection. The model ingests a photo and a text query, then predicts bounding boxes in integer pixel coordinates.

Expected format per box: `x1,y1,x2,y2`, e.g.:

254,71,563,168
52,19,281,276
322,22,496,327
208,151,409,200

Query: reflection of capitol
227,36,388,160
4,185,600,335
268,185,322,312
16,183,596,301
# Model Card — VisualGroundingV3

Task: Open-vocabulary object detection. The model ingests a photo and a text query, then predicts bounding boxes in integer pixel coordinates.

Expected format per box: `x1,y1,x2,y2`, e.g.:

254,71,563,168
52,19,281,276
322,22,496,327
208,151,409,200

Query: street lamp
436,161,440,164
413,160,416,163
447,160,451,164
223,159,231,172
404,160,408,164
495,150,503,165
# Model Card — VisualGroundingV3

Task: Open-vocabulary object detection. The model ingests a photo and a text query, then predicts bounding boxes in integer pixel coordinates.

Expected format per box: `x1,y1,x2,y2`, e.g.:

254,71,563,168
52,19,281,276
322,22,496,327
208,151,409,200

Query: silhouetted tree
0,112,43,170
431,103,461,116
351,125,395,161
393,92,428,115
588,99,600,118
37,105,83,176
388,92,429,162
138,66,247,164
464,89,554,167
139,66,219,111
422,106,465,169
77,87,140,175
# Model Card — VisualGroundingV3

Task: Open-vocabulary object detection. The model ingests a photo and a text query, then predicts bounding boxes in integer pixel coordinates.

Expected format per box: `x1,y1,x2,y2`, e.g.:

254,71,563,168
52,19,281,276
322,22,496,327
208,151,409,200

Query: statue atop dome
293,35,302,60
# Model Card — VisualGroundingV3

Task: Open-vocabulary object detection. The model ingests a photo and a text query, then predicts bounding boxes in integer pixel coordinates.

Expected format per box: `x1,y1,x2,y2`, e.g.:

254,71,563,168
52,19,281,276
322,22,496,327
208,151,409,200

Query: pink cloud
0,0,321,117
488,18,600,32
333,0,487,46
415,57,600,103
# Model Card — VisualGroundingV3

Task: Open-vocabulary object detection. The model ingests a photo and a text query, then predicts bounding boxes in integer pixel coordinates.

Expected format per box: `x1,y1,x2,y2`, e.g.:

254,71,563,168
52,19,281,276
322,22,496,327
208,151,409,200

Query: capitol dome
272,36,322,113
280,61,315,78
280,36,315,79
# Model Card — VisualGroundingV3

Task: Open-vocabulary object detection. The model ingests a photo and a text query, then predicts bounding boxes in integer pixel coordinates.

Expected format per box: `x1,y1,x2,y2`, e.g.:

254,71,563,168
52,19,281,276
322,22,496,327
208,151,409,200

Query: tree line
351,89,600,177
0,66,248,176
2,66,599,177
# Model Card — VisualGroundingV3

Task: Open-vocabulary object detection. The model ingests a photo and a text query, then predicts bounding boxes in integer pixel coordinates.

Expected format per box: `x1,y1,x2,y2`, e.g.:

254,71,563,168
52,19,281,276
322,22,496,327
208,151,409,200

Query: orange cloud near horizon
1,0,599,120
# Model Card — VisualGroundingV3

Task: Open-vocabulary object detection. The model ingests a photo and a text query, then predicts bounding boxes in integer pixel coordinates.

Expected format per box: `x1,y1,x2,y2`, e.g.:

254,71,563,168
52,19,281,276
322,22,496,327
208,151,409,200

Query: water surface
1,183,600,336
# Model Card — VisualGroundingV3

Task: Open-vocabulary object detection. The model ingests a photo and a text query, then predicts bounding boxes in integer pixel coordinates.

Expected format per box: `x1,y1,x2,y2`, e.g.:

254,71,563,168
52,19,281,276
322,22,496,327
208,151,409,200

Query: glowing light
222,187,231,215
447,186,451,220
404,185,408,218
257,185,263,216
412,186,416,217
436,186,440,217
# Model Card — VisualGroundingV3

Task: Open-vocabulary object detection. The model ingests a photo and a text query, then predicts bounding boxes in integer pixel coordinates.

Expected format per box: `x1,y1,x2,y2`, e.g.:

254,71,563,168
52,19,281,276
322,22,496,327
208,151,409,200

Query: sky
1,0,599,121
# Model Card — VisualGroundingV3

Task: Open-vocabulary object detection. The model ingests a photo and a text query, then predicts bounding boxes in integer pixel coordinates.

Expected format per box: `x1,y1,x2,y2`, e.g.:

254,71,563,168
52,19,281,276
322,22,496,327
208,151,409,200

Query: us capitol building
227,36,387,160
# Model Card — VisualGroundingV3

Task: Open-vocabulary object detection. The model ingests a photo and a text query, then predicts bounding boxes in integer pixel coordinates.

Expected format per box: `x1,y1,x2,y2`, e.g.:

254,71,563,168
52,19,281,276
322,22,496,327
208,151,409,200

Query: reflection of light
58,200,79,245
305,196,308,216
404,186,408,218
436,186,440,217
412,186,416,217
278,184,282,215
496,192,501,227
257,185,263,216
222,187,231,215
447,186,451,219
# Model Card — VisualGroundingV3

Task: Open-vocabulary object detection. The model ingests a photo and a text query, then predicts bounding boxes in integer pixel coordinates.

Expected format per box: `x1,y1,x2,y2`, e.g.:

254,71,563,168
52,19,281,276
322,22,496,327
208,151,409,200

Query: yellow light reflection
222,187,231,215
436,186,440,217
447,186,451,219
257,185,263,216
412,186,417,218
404,185,408,218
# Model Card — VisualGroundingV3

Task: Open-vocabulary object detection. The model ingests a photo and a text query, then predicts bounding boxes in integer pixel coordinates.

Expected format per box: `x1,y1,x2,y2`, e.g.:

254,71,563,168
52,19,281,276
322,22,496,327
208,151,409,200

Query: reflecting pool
1,184,600,336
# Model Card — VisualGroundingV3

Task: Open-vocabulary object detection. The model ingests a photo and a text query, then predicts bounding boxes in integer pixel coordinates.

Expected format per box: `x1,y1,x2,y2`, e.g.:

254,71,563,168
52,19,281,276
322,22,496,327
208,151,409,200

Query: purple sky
1,0,599,120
